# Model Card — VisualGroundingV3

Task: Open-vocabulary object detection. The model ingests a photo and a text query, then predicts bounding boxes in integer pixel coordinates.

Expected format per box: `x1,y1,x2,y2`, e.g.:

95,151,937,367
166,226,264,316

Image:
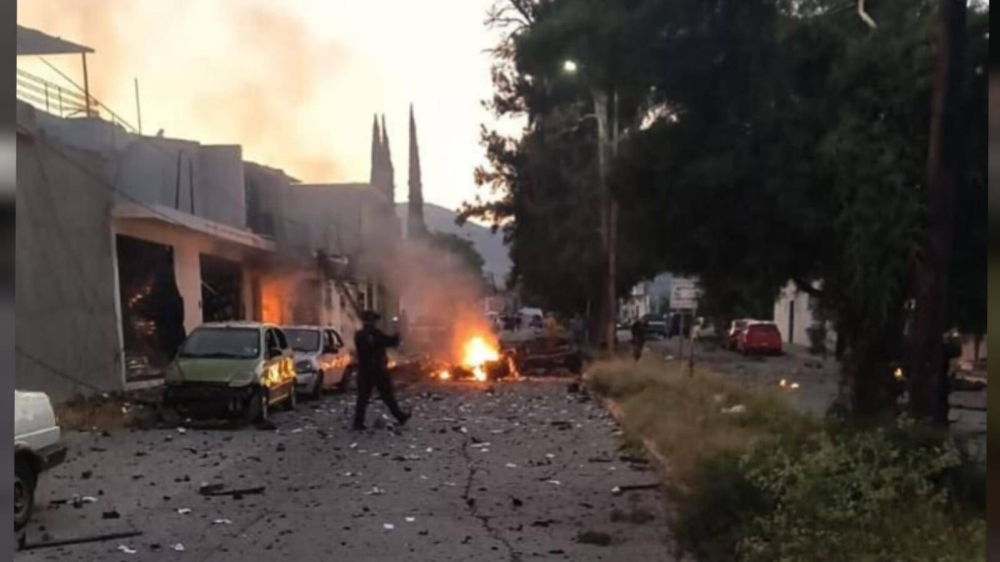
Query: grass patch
586,357,986,562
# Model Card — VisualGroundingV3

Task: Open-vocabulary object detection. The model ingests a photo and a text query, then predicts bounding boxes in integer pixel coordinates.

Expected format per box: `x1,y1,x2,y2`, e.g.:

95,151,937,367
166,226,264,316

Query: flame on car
462,336,500,382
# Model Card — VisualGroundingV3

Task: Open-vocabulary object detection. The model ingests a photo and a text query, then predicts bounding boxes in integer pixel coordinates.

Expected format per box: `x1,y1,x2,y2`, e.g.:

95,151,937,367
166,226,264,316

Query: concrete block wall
16,120,124,399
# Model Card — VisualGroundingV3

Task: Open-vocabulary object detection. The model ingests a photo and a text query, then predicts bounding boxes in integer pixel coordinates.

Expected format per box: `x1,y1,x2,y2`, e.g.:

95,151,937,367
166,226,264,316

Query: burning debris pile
378,236,522,383
429,336,520,383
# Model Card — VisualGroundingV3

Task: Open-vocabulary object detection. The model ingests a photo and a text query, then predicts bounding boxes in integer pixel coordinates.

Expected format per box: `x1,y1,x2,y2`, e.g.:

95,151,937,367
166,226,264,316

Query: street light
559,57,619,352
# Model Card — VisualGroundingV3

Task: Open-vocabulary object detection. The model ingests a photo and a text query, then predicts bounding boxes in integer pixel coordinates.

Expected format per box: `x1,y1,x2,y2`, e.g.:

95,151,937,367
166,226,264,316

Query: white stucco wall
774,281,816,346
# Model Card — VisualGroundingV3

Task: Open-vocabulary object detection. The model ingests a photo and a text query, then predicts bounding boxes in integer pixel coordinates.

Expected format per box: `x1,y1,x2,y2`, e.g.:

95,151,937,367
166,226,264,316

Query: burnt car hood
175,358,259,384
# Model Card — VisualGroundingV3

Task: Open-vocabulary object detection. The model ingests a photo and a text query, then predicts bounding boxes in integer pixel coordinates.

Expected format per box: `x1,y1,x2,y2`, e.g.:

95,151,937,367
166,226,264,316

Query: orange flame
462,336,499,383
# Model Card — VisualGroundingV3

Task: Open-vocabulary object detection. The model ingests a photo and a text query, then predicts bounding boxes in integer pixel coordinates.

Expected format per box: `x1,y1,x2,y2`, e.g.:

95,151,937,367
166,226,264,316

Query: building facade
15,28,403,399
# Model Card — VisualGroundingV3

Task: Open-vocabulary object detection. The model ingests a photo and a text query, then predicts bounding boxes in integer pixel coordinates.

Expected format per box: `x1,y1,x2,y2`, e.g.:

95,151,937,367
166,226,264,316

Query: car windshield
180,328,260,359
284,329,321,353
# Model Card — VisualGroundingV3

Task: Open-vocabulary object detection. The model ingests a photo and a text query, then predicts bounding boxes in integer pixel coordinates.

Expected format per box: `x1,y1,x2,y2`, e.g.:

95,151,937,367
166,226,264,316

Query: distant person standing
630,318,646,361
353,310,410,431
570,313,585,346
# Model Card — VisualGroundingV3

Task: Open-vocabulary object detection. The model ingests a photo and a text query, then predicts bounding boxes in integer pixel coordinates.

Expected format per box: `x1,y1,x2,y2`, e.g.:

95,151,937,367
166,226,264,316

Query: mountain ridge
395,202,511,285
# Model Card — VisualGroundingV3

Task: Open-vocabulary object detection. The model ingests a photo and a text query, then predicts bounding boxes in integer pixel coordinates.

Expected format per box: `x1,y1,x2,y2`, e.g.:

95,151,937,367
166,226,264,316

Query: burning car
429,335,519,383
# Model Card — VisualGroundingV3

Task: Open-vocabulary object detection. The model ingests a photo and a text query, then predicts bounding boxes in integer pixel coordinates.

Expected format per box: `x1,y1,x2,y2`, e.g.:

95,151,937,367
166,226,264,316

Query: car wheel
14,456,35,531
246,387,269,424
312,371,324,399
283,385,297,411
337,366,354,393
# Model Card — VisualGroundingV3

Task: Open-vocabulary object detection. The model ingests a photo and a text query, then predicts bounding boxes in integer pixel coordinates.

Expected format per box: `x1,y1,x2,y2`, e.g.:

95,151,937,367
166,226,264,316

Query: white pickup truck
14,390,66,531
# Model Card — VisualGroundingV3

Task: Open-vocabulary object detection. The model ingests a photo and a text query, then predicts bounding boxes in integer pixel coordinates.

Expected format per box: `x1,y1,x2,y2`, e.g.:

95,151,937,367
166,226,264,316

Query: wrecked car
14,390,66,532
503,335,584,376
163,322,296,422
283,325,353,398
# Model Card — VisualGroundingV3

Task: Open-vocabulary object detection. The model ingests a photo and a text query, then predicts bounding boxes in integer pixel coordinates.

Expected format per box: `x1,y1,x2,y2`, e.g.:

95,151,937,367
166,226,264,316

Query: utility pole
134,77,143,134
592,87,619,352
908,0,967,425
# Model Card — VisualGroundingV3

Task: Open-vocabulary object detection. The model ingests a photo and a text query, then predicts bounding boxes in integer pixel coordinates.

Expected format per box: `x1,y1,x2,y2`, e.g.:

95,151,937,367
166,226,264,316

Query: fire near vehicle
14,390,66,533
431,335,517,383
504,335,584,376
283,325,353,398
163,322,297,422
737,321,783,356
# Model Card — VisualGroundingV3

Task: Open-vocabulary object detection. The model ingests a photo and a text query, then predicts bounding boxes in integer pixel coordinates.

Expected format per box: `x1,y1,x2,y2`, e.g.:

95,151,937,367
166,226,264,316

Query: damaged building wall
113,218,258,334
16,102,124,399
277,183,401,327
34,111,249,231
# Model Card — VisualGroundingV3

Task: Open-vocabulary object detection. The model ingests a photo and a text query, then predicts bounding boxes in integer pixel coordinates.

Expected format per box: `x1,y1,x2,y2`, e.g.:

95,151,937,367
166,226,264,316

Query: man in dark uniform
353,310,410,431
630,318,646,361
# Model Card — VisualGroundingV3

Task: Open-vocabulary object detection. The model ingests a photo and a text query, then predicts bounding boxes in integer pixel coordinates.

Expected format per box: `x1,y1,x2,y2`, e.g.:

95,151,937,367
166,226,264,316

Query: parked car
737,321,783,355
695,317,718,339
645,318,669,339
163,322,297,423
283,325,353,397
667,312,694,338
15,390,66,532
725,318,753,350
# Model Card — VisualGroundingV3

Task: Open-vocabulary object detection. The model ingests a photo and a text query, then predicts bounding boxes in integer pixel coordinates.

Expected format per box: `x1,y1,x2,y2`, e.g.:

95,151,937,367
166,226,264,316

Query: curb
600,396,670,476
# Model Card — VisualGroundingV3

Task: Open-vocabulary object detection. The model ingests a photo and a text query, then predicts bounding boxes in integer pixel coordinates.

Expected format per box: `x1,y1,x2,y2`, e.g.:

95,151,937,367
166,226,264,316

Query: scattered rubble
576,530,613,546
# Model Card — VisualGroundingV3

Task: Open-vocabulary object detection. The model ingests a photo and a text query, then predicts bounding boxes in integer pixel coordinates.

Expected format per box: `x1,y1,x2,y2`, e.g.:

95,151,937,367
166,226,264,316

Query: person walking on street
353,310,410,431
630,318,646,361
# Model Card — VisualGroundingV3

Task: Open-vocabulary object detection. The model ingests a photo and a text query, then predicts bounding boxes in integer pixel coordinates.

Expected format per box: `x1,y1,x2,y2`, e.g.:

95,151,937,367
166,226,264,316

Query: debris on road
21,531,144,551
117,544,138,555
102,510,121,520
177,508,192,515
611,483,661,495
576,530,613,546
721,404,747,415
198,485,266,498
171,543,186,552
618,454,648,465
383,523,395,530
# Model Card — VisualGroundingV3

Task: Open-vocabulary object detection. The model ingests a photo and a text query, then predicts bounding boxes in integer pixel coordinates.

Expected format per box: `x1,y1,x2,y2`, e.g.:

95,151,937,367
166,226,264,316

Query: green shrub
587,359,986,562
672,452,770,562
732,419,985,562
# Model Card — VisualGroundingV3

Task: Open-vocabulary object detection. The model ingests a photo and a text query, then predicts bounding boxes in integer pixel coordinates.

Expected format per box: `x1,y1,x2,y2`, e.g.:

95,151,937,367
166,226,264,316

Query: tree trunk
908,0,966,426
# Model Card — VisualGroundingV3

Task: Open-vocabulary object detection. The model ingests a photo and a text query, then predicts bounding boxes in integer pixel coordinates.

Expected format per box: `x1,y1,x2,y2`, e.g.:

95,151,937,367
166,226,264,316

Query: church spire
380,114,394,204
407,103,425,239
369,113,382,186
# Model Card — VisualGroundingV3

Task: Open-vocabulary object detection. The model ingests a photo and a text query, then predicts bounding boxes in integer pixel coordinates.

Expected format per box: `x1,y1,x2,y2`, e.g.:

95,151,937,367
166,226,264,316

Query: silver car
282,326,352,398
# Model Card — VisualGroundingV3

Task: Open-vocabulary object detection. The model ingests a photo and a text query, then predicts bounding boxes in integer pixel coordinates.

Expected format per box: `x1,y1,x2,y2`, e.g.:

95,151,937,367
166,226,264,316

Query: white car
14,390,66,531
282,326,353,397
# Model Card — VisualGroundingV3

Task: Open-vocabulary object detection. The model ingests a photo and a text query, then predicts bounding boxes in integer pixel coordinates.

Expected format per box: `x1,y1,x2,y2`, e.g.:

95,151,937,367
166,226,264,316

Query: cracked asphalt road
17,378,672,561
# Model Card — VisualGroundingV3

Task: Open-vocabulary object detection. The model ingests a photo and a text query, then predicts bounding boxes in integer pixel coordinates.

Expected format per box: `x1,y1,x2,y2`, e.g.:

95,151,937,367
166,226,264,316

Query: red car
737,322,783,355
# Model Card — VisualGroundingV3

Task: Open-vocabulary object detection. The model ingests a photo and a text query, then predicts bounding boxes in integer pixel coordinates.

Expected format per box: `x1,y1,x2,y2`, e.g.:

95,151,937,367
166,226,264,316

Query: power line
27,60,318,236
15,345,104,393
